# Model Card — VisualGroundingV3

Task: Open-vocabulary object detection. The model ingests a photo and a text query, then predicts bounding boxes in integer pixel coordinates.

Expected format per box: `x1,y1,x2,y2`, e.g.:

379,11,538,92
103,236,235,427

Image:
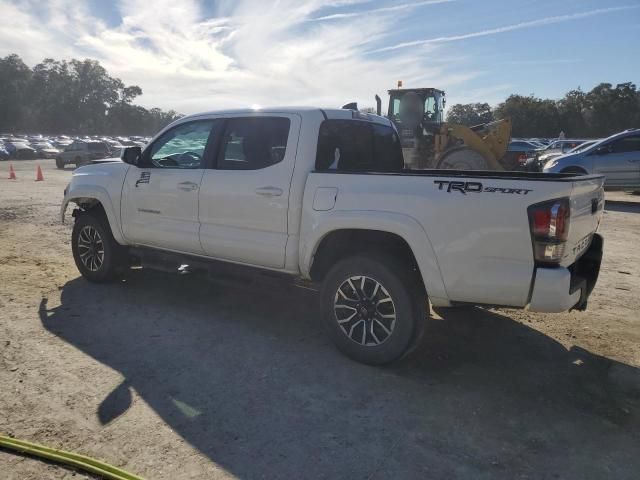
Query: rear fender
301,210,450,306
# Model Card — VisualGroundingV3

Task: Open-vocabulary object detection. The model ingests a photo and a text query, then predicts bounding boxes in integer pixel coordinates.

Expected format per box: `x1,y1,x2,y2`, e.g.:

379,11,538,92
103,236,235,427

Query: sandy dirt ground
1,159,639,479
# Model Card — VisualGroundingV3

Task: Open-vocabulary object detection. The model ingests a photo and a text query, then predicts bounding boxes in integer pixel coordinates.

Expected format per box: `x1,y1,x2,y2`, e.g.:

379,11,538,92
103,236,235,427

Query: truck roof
180,107,393,126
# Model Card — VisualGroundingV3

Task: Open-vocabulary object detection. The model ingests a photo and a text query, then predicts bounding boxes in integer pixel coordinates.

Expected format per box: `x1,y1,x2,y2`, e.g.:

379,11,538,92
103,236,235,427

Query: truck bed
302,169,604,308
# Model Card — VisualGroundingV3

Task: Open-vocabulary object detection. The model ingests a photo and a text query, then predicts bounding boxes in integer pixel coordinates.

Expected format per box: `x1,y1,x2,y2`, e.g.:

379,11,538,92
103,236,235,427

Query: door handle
627,158,640,163
255,186,283,197
178,181,199,191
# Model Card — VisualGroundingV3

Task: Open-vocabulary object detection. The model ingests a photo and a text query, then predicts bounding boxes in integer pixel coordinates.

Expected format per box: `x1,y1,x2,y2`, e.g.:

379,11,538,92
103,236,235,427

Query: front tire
320,255,426,365
55,157,64,169
72,211,127,282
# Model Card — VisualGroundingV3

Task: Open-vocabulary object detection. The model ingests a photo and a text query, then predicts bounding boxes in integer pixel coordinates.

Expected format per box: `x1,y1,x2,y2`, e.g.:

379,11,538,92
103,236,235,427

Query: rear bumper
528,234,603,313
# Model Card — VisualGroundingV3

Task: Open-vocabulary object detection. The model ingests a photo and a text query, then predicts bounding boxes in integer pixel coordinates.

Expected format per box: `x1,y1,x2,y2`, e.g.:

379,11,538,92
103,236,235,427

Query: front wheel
55,157,64,169
320,255,426,365
72,212,127,282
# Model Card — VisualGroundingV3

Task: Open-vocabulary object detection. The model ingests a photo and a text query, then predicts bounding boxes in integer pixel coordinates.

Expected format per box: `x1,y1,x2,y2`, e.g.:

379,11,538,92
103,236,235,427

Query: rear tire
72,211,127,283
320,255,426,365
437,147,489,170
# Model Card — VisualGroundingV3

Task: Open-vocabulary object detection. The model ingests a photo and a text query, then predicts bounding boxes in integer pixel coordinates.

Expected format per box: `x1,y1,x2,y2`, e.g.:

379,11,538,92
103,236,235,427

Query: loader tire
437,147,488,170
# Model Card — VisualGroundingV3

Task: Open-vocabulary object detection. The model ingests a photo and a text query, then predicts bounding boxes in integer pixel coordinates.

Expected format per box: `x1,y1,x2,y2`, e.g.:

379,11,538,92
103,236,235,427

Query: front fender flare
61,186,126,245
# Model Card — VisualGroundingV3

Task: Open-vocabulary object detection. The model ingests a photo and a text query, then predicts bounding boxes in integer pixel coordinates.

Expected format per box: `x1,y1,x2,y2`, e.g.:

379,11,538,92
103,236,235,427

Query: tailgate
562,175,605,267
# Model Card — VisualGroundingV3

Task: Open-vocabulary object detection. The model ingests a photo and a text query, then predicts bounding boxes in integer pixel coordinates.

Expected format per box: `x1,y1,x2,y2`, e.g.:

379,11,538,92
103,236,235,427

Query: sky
0,0,639,114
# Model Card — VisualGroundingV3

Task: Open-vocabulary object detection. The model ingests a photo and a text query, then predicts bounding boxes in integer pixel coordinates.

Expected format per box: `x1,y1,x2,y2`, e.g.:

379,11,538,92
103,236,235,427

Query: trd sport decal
434,180,532,195
135,171,151,187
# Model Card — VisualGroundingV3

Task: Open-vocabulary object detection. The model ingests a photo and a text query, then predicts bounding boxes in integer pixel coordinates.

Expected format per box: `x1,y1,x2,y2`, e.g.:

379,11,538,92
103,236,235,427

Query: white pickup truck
61,107,604,364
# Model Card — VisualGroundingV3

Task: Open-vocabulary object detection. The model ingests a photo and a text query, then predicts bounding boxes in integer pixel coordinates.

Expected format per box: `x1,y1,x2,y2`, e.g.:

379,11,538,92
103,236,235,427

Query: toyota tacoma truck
61,107,604,365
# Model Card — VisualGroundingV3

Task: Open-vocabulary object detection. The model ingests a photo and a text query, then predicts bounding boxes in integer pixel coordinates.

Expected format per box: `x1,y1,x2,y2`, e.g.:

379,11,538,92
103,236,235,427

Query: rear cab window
315,119,404,172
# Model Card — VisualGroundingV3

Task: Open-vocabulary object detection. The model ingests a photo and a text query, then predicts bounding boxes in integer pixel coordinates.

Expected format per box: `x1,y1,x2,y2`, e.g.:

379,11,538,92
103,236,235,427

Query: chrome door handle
178,181,199,191
255,186,283,197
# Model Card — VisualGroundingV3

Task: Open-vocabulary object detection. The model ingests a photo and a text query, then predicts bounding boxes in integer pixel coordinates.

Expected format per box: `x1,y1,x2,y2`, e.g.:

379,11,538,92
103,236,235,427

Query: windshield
389,91,443,123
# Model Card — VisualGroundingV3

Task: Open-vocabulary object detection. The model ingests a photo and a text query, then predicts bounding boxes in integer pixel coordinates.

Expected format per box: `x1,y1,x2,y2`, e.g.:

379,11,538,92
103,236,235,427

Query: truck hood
544,151,581,169
90,157,123,165
72,158,128,177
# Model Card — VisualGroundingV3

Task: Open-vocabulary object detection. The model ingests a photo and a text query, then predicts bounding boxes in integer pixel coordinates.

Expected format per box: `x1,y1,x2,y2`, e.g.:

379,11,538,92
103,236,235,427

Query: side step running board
128,247,319,292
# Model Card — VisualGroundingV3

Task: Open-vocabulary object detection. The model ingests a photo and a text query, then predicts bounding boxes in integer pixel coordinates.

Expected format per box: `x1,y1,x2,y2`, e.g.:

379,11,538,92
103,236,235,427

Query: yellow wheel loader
370,86,512,170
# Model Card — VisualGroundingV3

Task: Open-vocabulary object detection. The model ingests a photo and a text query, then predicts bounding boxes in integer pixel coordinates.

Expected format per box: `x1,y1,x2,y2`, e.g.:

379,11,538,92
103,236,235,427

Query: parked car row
506,138,588,170
4,126,638,186
0,133,151,167
526,139,602,172
543,128,640,187
492,129,640,187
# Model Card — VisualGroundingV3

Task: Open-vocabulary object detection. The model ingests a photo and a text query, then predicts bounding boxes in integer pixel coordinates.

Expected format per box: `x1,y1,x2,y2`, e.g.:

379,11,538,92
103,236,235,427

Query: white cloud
0,0,468,113
373,5,640,52
2,1,631,115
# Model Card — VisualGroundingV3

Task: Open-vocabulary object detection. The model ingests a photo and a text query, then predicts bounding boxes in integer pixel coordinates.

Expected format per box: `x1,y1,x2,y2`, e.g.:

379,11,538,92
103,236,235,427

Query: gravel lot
1,159,639,479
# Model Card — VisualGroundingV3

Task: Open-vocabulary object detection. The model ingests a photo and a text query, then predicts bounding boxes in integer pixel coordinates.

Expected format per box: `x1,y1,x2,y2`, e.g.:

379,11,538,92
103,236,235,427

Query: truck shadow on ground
39,270,640,479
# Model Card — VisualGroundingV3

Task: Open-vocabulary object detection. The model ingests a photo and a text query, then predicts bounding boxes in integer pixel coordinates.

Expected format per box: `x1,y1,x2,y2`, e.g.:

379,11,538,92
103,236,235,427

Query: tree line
0,54,181,136
2,52,638,139
447,82,640,138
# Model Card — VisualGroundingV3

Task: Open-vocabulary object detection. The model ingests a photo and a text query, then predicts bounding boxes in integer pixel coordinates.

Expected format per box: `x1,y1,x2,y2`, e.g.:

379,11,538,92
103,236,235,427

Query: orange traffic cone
35,164,44,182
8,163,16,180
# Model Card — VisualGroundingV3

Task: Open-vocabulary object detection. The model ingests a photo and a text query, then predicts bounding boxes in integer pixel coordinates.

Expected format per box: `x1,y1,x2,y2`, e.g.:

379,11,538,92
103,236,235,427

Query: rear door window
217,117,290,170
611,135,640,153
315,120,403,172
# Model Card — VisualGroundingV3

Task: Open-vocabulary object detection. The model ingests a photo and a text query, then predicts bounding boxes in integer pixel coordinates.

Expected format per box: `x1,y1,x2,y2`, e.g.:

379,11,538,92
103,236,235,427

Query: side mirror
595,145,610,155
121,146,142,165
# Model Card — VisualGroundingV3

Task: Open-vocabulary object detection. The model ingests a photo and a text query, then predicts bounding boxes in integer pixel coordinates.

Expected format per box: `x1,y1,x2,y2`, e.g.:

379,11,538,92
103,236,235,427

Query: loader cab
387,88,445,130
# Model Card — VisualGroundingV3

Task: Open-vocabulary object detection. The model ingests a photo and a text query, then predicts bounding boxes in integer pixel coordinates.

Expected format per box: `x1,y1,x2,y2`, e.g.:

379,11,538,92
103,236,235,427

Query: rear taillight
527,198,570,265
517,153,528,164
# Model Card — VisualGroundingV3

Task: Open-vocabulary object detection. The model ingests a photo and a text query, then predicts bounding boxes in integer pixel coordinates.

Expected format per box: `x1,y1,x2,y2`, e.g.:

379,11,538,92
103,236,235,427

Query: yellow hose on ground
0,434,145,480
